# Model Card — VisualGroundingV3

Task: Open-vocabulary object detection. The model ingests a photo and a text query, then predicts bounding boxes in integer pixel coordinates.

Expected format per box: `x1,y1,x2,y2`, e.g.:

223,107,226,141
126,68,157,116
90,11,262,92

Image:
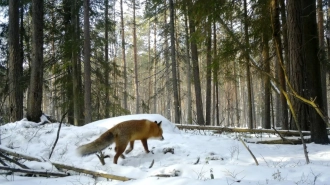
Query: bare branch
49,110,68,159
239,138,259,166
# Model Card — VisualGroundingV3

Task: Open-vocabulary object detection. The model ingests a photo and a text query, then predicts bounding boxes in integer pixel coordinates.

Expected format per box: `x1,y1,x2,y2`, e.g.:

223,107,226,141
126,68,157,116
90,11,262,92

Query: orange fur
77,119,164,164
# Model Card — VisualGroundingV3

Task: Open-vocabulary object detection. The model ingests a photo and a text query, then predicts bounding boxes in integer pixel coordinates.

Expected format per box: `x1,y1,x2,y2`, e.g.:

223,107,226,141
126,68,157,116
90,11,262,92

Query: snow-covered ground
0,114,329,185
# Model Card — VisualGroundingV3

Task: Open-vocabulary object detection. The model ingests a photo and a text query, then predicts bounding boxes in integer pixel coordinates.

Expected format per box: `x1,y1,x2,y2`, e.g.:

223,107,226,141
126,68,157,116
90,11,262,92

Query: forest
0,0,329,144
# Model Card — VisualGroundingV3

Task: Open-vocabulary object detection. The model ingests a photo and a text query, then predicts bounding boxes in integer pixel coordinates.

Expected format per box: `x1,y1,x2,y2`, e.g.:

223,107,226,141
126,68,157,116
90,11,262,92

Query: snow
0,114,329,185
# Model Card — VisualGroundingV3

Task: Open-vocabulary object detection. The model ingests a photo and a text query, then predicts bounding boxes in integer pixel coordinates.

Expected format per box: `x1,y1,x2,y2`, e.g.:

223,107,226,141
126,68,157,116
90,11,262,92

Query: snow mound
84,114,180,134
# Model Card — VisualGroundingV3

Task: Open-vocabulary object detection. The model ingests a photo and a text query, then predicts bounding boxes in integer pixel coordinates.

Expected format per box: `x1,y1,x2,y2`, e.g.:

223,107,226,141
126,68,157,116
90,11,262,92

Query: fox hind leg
125,141,135,154
115,146,126,159
114,144,127,164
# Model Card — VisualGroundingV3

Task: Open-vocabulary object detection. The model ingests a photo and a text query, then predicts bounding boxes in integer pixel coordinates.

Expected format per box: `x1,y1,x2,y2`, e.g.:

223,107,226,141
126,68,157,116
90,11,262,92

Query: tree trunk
153,22,157,113
62,0,73,124
205,17,212,126
164,3,171,120
72,0,83,125
147,21,151,113
213,21,220,126
287,0,309,131
271,0,289,130
104,0,110,118
278,0,289,129
27,0,44,122
9,0,23,122
184,4,192,124
317,0,328,120
234,56,240,127
84,0,92,124
301,0,329,143
120,0,128,112
243,0,253,129
262,29,271,129
49,0,57,119
169,0,180,124
188,0,204,125
132,0,139,114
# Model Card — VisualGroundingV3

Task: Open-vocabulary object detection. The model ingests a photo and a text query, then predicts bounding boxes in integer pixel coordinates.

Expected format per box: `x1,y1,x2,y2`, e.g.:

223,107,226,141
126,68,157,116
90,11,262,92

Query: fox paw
125,148,133,154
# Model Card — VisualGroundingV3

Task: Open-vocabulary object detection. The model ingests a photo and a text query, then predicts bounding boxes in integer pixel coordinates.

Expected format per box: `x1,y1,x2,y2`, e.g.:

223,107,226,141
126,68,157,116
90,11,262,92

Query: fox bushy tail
77,131,114,156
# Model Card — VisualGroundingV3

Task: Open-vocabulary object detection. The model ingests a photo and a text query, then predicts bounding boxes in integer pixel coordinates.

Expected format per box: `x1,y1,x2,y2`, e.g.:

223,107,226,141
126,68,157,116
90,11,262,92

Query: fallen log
0,166,68,177
51,162,134,181
0,152,29,169
0,146,42,162
176,125,310,136
255,138,311,144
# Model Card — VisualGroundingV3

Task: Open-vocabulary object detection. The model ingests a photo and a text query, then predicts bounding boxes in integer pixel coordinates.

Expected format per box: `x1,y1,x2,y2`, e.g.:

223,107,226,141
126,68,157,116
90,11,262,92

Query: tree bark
27,0,44,122
84,0,92,124
9,0,23,122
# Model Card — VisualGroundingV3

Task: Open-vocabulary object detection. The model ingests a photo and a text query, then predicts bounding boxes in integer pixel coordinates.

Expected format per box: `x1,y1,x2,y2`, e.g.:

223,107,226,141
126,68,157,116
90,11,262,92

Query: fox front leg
141,139,150,153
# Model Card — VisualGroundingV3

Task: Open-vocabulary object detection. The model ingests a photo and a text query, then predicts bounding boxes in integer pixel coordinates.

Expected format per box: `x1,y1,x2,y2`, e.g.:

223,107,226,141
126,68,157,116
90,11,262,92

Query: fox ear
155,121,162,126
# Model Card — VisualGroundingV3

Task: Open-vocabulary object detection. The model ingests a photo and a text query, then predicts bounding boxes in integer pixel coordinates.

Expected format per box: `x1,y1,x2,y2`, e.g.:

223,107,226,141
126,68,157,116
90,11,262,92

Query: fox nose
161,136,164,140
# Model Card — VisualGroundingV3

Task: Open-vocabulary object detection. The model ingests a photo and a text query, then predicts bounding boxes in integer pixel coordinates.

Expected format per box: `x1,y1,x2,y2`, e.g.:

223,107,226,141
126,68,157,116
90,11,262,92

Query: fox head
153,120,164,141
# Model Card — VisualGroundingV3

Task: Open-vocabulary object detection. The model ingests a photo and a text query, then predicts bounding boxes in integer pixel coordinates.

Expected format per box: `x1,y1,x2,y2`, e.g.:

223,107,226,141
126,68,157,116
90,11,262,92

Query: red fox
77,119,164,164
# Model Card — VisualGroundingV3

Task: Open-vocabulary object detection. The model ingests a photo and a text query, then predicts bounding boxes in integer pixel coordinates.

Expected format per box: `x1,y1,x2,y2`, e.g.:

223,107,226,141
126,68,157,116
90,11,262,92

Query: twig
239,138,259,166
95,151,110,165
149,159,154,168
194,157,200,165
0,166,68,177
154,174,172,177
272,127,286,141
49,110,68,159
272,127,295,144
51,162,134,181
